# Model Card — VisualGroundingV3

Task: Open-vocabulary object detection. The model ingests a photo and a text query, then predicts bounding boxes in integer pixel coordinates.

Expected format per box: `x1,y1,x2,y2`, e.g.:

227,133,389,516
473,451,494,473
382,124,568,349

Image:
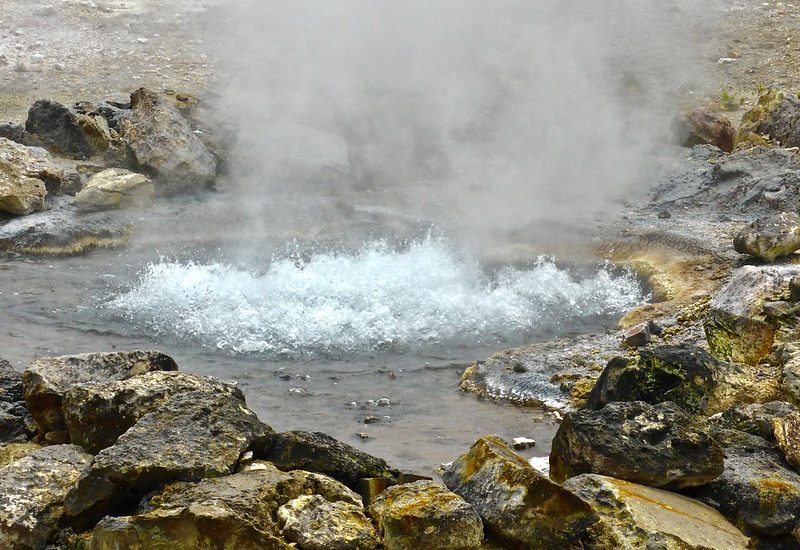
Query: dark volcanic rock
0,359,35,443
773,412,800,470
64,391,273,520
22,350,177,437
550,401,724,489
0,444,92,550
0,123,32,146
119,88,216,194
265,431,399,489
734,212,800,262
675,107,735,153
62,370,244,454
442,435,597,548
718,401,800,441
25,99,112,160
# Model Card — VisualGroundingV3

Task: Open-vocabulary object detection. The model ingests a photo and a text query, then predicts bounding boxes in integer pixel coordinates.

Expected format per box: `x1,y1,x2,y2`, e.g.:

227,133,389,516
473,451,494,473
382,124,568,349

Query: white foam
104,238,644,356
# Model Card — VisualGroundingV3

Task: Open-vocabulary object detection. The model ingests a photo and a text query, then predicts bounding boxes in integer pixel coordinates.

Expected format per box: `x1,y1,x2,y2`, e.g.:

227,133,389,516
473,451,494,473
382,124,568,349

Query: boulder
90,462,358,549
0,137,64,214
24,99,112,160
717,401,800,441
690,428,800,536
0,444,92,550
549,401,723,489
621,321,651,348
369,480,482,550
736,89,800,148
22,350,177,438
442,435,597,548
72,168,153,213
279,494,378,550
675,107,735,153
0,359,35,443
64,391,273,519
705,265,798,365
734,212,800,262
62,370,244,453
0,442,43,469
265,431,399,489
119,88,216,194
773,413,800,470
563,474,750,549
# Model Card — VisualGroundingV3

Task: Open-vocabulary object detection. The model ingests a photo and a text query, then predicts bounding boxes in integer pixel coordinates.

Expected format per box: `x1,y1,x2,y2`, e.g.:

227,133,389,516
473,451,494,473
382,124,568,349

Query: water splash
103,238,645,356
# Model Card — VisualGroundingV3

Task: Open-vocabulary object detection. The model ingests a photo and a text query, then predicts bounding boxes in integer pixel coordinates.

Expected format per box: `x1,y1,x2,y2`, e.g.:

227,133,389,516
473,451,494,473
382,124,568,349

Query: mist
205,0,722,253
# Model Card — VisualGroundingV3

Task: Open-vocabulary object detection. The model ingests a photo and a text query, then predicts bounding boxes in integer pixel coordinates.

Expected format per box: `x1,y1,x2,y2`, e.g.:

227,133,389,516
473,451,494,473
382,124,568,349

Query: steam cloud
205,1,721,251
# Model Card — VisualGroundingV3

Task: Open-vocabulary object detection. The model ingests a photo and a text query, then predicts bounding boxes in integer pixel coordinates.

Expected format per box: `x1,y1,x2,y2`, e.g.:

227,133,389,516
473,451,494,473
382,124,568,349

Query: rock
72,168,153,213
90,463,358,550
690,428,800,536
789,276,800,302
0,442,43,469
549,401,723,489
24,99,111,160
62,370,244,454
0,359,35,443
265,431,399,489
717,401,800,441
563,474,750,549
0,444,92,550
369,480,482,550
622,321,651,348
279,494,378,550
22,350,177,438
705,265,799,365
0,137,68,196
0,123,32,146
442,435,597,548
773,413,800,469
120,88,216,194
736,89,800,149
65,391,273,520
675,107,735,153
734,212,800,262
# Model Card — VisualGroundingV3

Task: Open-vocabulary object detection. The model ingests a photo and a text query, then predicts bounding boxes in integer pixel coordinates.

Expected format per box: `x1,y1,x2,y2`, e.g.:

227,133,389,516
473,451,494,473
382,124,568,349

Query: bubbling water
104,238,645,356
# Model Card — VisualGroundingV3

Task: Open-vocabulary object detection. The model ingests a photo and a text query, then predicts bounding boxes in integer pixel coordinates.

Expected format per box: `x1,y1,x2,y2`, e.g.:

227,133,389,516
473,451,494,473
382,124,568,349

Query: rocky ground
5,0,800,549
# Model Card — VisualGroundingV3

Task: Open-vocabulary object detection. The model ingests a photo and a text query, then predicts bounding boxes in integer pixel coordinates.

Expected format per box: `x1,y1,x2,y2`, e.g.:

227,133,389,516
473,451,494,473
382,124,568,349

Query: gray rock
62,370,244,454
64,391,273,520
24,99,110,160
22,350,177,438
265,431,399,489
734,212,800,262
0,444,92,550
550,401,723,490
120,88,216,194
279,494,378,550
369,480,482,550
0,360,35,443
717,401,800,441
72,168,153,213
442,435,597,548
564,474,750,549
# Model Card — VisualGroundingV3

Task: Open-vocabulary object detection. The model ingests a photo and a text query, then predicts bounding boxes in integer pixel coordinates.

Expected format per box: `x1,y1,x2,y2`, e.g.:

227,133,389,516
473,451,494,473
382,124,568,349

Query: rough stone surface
22,350,177,438
734,212,800,262
705,265,799,365
120,88,216,194
0,444,92,550
773,413,800,470
279,494,378,550
718,401,800,441
24,99,109,160
65,391,273,519
62,370,243,453
622,321,651,348
675,107,735,153
73,168,153,212
0,442,43,469
0,137,56,214
369,480,482,550
736,88,800,148
0,360,35,443
265,431,399,489
549,401,723,489
442,435,597,548
564,474,750,550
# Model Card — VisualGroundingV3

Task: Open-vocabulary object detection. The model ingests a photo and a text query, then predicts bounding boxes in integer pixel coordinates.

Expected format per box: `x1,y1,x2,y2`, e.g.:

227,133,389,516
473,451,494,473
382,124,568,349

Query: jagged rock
0,444,92,550
442,435,597,548
369,480,482,550
0,442,43,469
64,391,273,519
564,474,750,549
62,370,244,454
265,431,399,489
690,428,800,536
0,123,31,145
24,99,112,160
717,401,800,441
0,359,35,443
22,350,177,438
90,463,358,549
74,100,131,133
621,321,651,348
0,136,67,214
773,413,800,470
0,359,23,404
736,89,800,149
550,401,723,489
72,168,153,213
675,107,735,153
734,212,800,262
705,265,800,365
0,198,131,255
279,494,378,550
119,88,216,194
